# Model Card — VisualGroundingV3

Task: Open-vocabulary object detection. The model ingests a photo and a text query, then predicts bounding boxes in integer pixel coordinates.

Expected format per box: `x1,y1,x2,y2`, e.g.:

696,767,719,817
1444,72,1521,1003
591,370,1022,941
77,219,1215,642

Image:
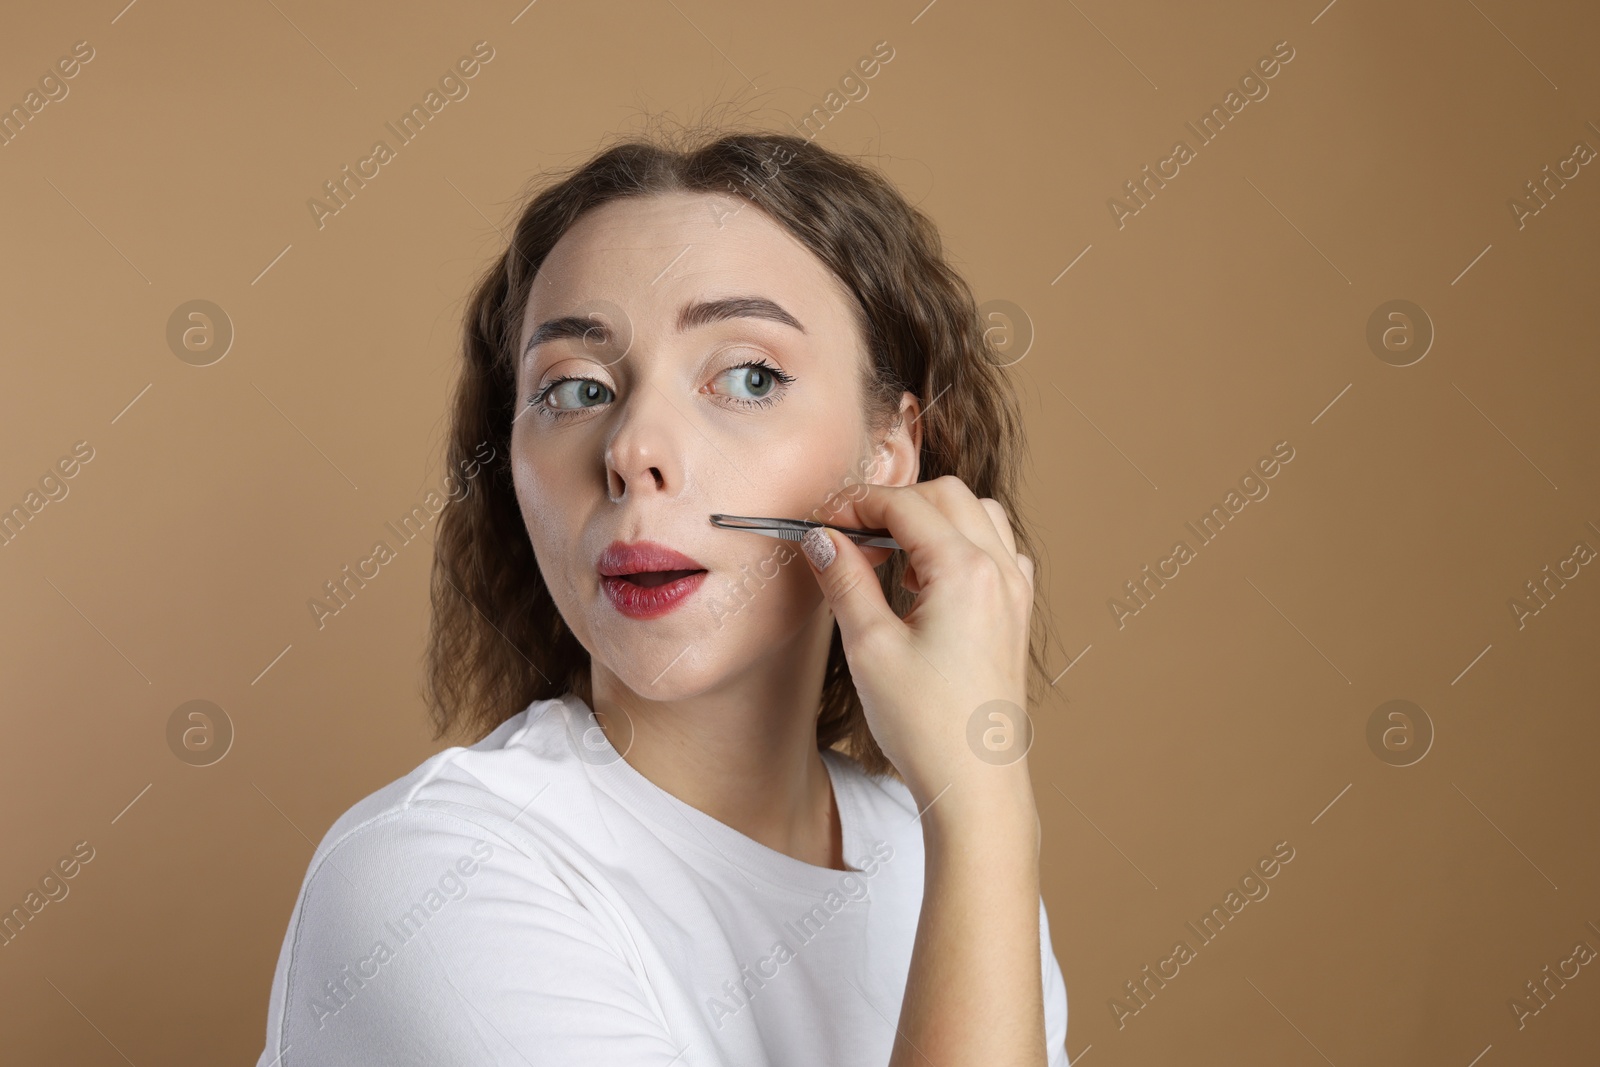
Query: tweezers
709,513,902,550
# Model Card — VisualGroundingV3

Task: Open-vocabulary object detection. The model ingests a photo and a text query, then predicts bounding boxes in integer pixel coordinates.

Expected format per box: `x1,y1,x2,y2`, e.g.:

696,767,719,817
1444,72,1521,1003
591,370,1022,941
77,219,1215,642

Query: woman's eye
540,378,612,411
710,361,793,403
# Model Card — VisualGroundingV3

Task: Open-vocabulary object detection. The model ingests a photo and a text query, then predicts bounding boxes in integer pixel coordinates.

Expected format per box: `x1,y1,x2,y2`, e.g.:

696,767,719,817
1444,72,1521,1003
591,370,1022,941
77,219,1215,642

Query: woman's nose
605,385,685,501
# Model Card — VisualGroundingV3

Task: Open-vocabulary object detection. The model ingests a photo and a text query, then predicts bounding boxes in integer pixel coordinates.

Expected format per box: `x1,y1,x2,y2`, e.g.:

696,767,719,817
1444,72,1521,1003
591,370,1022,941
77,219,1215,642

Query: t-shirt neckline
552,692,870,898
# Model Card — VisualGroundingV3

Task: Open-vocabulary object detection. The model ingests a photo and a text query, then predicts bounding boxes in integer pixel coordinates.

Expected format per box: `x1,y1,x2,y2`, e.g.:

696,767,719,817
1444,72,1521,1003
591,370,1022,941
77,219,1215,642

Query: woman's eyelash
729,358,795,383
713,359,795,413
527,359,795,418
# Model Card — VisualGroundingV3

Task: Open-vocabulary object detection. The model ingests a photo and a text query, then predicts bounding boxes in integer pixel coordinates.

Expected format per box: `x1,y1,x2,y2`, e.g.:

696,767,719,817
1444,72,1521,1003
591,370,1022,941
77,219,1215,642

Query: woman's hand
800,475,1038,814
804,476,1049,1066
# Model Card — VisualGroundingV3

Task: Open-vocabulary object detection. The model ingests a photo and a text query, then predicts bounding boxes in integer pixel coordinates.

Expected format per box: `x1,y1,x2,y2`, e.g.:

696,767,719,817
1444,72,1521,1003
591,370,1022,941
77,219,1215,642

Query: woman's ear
871,391,922,487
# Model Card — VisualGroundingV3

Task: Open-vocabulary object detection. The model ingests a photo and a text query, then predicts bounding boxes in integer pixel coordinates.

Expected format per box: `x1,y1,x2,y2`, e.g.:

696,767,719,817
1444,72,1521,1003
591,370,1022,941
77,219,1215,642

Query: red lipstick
597,540,708,619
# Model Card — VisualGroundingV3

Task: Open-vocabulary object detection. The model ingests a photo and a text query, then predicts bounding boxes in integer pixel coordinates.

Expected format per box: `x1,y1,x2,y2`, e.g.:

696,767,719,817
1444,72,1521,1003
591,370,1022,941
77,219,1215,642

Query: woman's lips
600,570,707,619
596,540,708,619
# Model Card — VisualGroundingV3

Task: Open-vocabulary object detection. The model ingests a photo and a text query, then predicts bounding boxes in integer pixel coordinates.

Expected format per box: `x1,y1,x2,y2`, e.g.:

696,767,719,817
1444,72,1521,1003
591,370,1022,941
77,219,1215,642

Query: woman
256,128,1068,1066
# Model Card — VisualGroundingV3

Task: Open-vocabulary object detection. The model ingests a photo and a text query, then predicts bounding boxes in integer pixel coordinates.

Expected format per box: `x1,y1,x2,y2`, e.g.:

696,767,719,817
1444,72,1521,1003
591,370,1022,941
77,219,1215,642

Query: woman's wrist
916,765,1040,854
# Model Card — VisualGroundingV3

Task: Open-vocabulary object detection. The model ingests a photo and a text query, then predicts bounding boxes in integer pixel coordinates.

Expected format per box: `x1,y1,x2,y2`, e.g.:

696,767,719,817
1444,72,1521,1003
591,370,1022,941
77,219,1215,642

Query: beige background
3,0,1597,1062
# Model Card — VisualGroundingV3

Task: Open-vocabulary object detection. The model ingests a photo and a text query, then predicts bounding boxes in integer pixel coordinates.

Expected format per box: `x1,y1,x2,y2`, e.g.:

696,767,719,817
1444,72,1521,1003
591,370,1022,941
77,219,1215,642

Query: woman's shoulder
308,693,585,870
262,696,661,1063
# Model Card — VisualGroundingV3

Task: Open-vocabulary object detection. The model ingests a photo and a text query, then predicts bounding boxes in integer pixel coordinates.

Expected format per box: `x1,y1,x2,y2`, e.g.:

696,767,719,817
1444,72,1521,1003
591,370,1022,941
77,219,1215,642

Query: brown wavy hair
423,124,1056,779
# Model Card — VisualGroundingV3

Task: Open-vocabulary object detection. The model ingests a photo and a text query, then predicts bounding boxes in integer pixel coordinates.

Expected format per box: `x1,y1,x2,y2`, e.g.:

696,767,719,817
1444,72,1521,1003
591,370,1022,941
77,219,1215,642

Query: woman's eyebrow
524,296,805,357
677,296,805,335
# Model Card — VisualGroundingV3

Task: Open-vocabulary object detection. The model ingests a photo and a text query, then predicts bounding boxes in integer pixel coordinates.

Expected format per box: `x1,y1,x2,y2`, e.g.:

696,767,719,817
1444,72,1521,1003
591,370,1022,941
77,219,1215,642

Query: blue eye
535,378,612,412
712,360,793,404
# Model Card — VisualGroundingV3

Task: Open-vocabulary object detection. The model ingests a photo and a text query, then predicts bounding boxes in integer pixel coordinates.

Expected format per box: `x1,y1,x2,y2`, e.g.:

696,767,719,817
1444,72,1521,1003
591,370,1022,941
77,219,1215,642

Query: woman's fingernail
802,527,836,570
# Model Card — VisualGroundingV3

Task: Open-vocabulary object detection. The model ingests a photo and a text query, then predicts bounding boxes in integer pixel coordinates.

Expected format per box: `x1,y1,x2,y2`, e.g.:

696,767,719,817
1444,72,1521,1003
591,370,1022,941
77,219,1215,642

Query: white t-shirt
256,692,1070,1066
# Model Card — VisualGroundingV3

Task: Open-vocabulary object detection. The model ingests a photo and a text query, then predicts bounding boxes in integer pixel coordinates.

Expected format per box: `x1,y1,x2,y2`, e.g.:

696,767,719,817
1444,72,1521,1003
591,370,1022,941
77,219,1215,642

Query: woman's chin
592,634,780,706
584,583,822,701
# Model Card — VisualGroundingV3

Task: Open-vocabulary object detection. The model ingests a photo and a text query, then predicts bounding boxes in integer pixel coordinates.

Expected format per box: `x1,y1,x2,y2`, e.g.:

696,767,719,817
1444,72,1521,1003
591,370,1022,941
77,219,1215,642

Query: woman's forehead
522,192,857,341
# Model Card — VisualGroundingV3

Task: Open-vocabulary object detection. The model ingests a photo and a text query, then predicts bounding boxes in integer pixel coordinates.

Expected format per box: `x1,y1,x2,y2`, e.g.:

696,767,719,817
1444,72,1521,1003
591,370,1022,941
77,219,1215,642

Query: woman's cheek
513,466,583,597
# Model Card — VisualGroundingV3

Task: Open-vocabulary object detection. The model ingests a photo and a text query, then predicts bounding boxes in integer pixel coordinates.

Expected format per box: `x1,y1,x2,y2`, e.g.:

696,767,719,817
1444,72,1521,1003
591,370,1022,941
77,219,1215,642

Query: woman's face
511,190,908,701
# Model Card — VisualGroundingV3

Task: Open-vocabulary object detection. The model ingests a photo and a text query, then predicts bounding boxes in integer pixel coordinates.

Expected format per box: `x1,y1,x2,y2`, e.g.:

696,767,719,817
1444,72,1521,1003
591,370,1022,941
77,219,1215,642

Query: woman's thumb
800,527,888,643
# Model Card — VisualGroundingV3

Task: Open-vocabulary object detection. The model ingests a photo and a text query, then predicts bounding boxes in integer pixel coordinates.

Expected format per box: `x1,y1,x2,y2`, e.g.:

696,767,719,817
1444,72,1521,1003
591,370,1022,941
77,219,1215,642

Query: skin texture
510,189,921,871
